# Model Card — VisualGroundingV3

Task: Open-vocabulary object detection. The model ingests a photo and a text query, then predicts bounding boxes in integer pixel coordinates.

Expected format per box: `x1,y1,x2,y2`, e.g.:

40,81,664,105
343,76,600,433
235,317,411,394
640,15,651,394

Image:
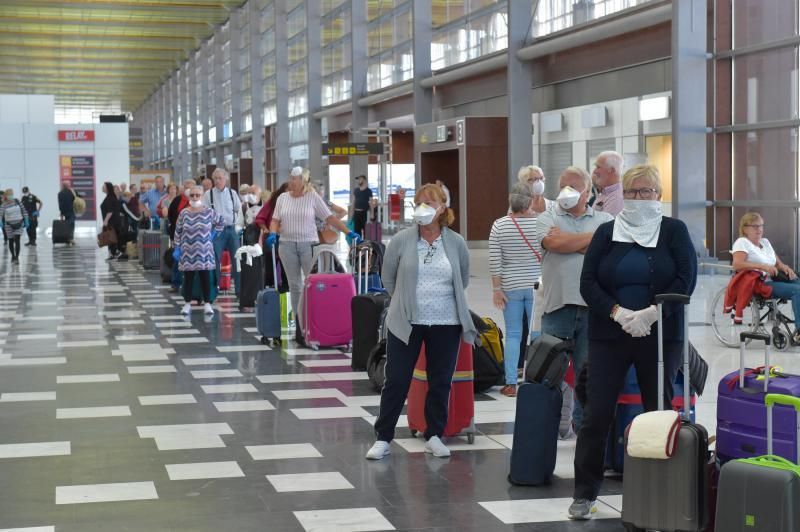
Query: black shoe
24,242,31,246
30,242,36,247
118,254,129,261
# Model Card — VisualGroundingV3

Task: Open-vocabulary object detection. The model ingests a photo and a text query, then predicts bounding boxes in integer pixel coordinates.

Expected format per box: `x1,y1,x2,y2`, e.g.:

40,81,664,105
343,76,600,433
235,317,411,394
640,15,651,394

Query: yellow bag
479,317,504,364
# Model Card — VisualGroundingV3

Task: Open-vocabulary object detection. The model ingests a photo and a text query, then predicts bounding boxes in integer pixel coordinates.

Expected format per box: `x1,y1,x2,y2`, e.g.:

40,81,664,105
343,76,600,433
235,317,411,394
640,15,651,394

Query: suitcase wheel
260,336,269,345
410,429,418,438
467,432,475,444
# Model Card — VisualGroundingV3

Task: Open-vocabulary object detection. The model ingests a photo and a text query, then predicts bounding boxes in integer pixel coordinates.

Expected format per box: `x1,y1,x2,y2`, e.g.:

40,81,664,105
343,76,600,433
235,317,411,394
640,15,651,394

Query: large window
321,3,352,106
366,2,414,91
431,3,507,71
532,0,657,39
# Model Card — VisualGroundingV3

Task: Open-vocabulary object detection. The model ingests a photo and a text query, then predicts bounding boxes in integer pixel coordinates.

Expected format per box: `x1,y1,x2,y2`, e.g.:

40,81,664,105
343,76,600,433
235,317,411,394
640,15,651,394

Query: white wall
0,96,129,232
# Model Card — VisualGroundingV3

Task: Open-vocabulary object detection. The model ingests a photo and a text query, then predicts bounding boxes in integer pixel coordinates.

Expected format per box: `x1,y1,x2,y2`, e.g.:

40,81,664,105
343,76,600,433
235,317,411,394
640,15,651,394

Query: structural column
672,0,707,253
274,1,290,182
349,0,369,182
507,0,534,185
306,0,323,181
249,0,265,187
412,0,433,125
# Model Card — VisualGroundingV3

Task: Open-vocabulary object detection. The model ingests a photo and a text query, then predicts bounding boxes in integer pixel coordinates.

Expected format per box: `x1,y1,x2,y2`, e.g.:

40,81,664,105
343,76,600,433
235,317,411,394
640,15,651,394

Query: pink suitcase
302,248,356,350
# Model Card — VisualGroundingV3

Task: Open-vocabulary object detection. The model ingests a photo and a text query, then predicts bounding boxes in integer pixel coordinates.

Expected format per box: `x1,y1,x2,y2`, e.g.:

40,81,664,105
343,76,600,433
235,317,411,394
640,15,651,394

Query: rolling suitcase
219,250,232,292
622,294,711,532
508,381,562,485
255,244,281,346
237,250,265,310
52,220,70,244
160,234,172,282
302,247,356,350
716,332,800,464
365,221,382,242
715,392,800,532
351,245,390,370
407,341,476,443
140,230,161,269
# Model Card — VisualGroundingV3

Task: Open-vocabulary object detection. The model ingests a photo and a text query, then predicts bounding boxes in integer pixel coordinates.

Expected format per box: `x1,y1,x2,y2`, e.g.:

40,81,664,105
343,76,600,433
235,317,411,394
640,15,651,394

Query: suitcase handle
739,332,771,394
356,245,372,295
656,293,690,417
270,242,279,290
765,394,800,458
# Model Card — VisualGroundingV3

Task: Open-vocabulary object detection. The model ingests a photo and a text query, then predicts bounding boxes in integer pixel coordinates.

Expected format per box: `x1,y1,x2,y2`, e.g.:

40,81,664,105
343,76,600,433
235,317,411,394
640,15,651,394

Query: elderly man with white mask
536,166,613,433
591,151,624,216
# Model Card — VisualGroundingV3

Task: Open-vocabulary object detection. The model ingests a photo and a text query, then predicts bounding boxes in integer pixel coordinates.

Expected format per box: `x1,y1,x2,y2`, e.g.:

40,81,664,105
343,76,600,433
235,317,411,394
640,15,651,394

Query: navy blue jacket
580,217,697,342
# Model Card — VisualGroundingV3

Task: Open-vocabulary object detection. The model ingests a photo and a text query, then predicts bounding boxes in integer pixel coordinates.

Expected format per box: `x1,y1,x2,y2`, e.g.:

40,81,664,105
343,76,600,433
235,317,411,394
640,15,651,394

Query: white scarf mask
612,200,663,247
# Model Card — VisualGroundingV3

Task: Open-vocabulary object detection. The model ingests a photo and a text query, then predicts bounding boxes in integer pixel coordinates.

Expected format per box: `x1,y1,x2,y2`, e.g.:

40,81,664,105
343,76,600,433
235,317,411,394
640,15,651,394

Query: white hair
561,166,592,192
596,151,623,177
518,165,544,182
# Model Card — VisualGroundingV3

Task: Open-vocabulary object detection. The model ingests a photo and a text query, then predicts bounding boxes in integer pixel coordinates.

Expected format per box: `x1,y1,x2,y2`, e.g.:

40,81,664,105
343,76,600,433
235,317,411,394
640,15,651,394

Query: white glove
622,305,658,338
612,306,635,325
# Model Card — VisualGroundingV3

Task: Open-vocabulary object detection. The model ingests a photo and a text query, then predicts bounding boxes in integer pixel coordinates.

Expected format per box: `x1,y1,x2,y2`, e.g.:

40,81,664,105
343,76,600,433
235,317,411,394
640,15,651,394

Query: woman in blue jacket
568,165,697,520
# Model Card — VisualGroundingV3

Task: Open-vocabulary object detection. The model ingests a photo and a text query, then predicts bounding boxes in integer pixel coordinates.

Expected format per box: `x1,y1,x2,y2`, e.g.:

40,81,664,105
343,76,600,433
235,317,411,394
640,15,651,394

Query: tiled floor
0,236,798,531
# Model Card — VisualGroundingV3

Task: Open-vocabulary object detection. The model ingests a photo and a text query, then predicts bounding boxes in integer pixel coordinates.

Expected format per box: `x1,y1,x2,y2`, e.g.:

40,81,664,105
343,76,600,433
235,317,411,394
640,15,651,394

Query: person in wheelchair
732,212,800,342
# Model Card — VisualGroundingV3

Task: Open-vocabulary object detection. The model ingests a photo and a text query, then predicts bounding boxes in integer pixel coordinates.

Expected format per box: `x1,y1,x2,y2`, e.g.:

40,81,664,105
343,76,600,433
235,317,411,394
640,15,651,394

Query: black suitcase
238,253,265,309
52,219,70,244
508,381,562,485
351,245,389,370
473,343,503,393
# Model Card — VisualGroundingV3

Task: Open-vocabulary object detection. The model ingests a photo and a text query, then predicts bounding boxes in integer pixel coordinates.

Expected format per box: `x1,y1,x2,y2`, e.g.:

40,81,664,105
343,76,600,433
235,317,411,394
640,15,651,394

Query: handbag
97,226,118,248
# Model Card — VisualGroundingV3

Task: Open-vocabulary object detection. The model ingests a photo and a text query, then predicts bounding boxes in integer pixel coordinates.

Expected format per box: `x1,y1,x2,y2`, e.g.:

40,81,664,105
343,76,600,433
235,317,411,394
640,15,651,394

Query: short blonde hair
414,183,455,227
739,212,763,237
518,165,543,183
560,166,592,192
622,164,662,195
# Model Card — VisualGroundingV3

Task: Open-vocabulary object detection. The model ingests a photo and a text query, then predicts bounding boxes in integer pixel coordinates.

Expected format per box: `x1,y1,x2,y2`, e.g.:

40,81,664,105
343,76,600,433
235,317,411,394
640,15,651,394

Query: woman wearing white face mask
365,184,478,460
567,165,697,520
518,165,553,214
174,185,226,316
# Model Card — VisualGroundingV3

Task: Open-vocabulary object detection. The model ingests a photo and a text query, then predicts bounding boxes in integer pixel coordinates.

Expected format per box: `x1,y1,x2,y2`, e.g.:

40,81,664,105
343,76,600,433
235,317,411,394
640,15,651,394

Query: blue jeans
767,278,800,328
541,305,589,430
501,288,534,385
213,225,240,296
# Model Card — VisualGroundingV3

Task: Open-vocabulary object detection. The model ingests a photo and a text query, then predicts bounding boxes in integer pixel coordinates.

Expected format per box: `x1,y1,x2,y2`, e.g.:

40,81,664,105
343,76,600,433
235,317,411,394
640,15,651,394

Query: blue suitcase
508,381,562,485
255,245,281,345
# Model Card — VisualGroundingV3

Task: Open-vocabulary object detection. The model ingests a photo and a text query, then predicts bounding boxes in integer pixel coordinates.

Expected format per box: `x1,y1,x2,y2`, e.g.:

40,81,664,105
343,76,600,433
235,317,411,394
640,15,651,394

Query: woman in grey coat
365,183,477,461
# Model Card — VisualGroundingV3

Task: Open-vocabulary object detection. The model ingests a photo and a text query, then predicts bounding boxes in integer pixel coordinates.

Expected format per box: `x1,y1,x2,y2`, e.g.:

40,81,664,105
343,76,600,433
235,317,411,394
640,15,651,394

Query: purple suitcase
716,331,800,463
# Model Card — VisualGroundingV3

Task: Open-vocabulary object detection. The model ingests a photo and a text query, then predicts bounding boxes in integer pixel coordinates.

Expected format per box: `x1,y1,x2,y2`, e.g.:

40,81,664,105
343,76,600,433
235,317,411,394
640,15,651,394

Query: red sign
58,130,95,142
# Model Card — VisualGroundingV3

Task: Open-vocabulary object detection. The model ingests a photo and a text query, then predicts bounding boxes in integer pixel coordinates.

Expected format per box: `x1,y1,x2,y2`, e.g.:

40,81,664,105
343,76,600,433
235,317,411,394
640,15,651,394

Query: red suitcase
219,250,232,292
408,341,476,443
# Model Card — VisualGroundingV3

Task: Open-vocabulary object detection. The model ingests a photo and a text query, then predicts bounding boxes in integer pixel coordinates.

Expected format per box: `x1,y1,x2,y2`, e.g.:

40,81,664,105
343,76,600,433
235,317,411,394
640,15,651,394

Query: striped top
175,207,225,272
489,215,543,291
0,199,28,237
272,191,332,243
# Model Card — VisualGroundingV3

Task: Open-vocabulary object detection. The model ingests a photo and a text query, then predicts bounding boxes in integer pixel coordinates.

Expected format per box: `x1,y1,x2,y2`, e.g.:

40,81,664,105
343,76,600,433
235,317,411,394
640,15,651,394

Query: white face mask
247,194,258,204
557,186,582,210
531,180,545,196
184,189,191,198
621,199,662,224
413,203,439,226
190,200,203,208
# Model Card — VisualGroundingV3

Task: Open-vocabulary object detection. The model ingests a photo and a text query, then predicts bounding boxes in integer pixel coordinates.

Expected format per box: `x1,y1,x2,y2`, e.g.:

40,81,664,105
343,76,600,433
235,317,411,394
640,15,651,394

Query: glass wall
431,0,507,71
366,1,413,91
287,1,309,163
531,0,657,39
321,2,352,106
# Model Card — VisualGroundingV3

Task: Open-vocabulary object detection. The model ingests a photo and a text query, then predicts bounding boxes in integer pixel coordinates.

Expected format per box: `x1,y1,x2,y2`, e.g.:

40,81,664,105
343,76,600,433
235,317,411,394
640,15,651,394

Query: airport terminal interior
0,0,798,531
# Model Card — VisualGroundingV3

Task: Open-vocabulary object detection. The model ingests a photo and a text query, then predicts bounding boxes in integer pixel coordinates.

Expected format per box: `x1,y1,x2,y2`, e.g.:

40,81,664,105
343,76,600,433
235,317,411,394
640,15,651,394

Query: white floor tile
213,400,274,412
0,527,55,532
478,496,620,524
291,406,371,420
221,313,255,318
119,352,170,362
190,369,242,379
116,334,157,341
200,384,259,394
160,329,201,336
299,359,352,368
165,461,244,481
154,321,194,328
181,357,230,366
474,411,516,424
151,316,189,321
282,348,345,356
293,508,395,532
317,372,370,382
272,388,346,401
127,365,177,374
393,435,504,453
16,334,57,341
257,374,323,384
216,345,271,352
55,481,158,505
339,395,382,407
107,320,146,326
56,340,109,348
166,337,209,344
0,358,67,367
246,443,322,461
138,394,197,406
267,472,353,493
0,392,56,402
56,374,119,384
137,423,232,451
56,406,132,419
0,441,70,459
16,316,62,321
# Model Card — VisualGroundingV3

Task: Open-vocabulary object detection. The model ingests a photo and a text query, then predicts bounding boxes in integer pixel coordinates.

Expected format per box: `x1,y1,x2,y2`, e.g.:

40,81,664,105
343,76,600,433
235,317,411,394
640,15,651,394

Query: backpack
243,223,261,246
367,339,387,391
349,240,385,275
477,316,503,364
473,343,503,393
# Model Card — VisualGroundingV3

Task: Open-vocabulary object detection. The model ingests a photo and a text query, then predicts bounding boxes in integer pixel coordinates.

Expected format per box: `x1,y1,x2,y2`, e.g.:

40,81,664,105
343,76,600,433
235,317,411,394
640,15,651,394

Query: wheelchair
710,283,797,350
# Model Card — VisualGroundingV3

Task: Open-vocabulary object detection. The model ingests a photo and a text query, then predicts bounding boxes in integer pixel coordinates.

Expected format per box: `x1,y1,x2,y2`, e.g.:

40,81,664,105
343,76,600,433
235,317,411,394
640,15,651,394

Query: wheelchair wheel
710,286,758,348
772,327,790,351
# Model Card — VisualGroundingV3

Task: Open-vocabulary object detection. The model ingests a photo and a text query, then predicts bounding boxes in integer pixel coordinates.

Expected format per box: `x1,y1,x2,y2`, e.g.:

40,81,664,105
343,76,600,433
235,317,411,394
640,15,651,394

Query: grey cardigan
381,226,477,345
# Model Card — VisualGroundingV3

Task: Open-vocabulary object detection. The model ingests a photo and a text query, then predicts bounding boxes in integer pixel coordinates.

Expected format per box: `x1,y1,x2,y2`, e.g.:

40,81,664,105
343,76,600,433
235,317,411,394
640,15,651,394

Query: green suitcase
715,393,800,532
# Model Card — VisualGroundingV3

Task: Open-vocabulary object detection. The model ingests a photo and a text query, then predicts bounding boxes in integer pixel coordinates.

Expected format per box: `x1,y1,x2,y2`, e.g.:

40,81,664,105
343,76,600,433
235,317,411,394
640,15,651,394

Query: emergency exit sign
58,130,95,141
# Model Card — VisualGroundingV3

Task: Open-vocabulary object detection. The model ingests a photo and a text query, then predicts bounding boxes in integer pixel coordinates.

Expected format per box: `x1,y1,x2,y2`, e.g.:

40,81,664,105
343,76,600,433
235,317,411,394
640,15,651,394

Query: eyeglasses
623,188,658,200
423,244,437,264
189,193,202,198
745,224,765,229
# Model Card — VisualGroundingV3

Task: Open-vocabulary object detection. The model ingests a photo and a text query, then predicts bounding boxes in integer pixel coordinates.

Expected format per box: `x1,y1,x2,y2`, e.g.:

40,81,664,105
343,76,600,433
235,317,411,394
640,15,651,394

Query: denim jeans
278,241,315,325
766,279,800,329
501,288,534,385
213,225,241,296
541,305,589,430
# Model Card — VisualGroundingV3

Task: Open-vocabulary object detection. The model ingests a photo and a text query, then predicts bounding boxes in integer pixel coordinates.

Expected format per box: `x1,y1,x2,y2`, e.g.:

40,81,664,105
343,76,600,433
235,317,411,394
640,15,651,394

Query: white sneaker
365,440,391,460
180,303,191,315
424,436,451,458
203,303,214,315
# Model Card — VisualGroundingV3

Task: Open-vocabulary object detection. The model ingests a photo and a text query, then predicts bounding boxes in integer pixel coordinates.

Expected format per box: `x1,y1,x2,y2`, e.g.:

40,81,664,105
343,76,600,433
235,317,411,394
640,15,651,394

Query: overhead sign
322,143,385,156
58,130,95,142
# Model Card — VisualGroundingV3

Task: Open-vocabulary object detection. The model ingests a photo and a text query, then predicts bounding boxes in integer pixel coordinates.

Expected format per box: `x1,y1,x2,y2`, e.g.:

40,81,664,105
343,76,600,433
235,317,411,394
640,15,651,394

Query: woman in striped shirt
266,167,361,345
1,189,28,264
489,182,551,397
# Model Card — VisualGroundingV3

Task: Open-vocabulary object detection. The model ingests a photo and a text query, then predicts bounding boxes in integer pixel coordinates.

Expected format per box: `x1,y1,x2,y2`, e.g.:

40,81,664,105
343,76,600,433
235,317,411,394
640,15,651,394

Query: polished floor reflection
0,237,797,531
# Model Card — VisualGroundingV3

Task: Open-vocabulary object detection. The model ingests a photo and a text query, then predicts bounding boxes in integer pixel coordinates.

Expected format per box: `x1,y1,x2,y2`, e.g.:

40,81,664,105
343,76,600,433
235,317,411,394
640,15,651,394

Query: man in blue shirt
140,175,166,218
203,168,242,296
